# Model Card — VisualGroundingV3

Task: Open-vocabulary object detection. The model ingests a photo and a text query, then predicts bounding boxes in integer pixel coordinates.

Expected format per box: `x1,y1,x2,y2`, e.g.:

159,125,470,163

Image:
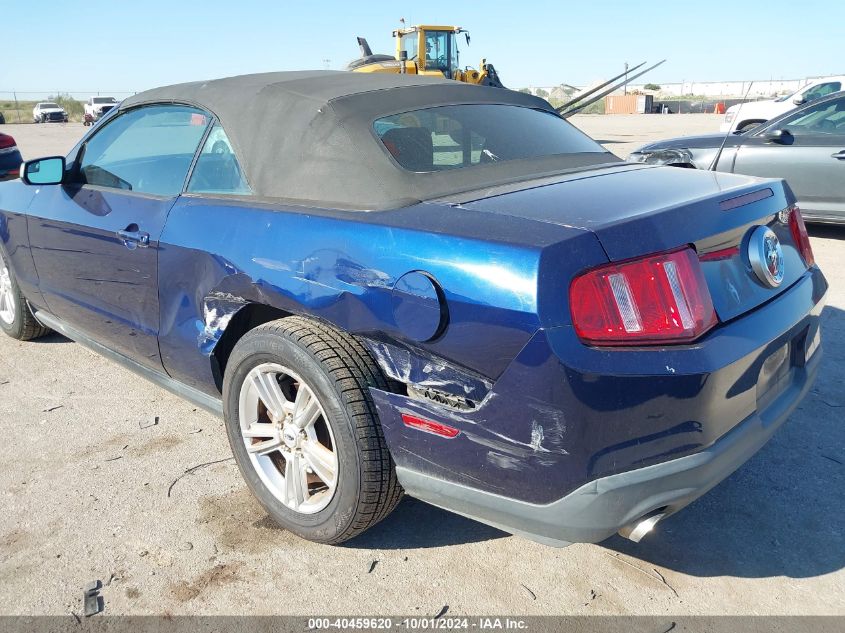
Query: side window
186,124,252,195
775,97,845,135
400,33,418,61
77,104,210,196
804,82,841,102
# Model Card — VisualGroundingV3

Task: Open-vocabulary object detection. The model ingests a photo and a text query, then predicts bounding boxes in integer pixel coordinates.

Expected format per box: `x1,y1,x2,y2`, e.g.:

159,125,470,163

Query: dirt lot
1,116,843,617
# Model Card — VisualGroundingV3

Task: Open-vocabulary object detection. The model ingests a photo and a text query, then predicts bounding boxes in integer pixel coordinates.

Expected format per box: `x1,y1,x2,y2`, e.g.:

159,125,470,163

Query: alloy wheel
0,264,16,326
237,363,338,514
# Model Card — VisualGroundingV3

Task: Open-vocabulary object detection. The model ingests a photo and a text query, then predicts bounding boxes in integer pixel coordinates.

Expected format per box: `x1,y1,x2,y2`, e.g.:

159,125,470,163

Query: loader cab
396,26,462,79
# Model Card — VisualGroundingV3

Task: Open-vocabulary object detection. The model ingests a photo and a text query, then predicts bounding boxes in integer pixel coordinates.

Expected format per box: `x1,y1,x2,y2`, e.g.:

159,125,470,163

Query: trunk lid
461,165,808,323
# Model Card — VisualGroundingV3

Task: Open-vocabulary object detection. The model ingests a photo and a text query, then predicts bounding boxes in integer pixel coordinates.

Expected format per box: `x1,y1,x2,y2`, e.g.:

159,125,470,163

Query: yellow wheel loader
347,25,506,88
347,23,667,117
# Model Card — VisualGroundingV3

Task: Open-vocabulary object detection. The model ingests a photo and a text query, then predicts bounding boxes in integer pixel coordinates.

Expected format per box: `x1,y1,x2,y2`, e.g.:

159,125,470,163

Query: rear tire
0,252,50,341
222,316,402,544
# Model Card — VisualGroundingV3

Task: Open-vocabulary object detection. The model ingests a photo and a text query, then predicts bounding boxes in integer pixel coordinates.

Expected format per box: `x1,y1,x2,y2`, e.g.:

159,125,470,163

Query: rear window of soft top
373,104,605,172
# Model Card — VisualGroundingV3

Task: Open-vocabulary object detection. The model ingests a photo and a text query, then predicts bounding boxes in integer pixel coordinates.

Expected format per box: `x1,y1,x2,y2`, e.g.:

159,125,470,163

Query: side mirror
764,129,793,144
793,96,806,106
20,156,65,185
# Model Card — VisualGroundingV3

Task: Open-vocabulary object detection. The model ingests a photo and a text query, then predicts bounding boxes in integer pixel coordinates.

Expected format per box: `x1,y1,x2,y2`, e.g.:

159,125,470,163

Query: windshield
40,103,60,109
93,97,117,104
374,104,605,172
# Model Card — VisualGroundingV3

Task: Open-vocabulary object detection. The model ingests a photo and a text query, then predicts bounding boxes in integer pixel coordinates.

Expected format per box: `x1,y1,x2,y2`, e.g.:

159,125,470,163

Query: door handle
832,150,845,160
117,226,150,248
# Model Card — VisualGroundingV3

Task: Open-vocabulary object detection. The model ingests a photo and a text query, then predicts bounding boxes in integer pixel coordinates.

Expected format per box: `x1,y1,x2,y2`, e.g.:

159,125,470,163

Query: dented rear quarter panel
156,195,607,396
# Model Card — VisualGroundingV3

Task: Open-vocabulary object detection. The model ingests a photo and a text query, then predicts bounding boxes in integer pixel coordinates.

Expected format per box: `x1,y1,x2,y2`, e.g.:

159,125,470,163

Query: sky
4,0,843,99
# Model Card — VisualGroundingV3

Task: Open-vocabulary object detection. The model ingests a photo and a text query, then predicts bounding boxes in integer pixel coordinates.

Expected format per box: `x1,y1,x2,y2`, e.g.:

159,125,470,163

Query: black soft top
120,71,614,210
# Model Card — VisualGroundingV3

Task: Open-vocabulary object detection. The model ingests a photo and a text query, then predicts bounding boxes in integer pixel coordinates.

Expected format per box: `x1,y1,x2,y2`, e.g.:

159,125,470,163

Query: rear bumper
396,340,820,545
371,266,827,544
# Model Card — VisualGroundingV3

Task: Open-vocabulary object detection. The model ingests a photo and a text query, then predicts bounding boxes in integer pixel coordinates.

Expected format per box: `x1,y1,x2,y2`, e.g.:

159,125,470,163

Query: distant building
526,75,835,99
626,78,808,97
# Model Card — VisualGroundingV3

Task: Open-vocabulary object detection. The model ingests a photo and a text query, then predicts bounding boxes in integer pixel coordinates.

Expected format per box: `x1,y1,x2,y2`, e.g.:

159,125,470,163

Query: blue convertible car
0,72,827,546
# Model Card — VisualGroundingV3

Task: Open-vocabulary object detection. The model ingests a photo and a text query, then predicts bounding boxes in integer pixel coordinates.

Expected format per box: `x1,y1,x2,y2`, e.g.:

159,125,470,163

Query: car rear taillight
0,135,16,150
570,247,718,346
788,206,815,268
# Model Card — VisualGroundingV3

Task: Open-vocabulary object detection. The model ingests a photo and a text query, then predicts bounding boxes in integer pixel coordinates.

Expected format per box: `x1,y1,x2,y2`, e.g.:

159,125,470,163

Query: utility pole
624,62,628,95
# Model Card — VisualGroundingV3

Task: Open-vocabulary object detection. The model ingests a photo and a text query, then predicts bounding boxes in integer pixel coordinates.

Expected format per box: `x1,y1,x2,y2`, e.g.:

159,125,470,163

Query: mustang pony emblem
748,225,785,288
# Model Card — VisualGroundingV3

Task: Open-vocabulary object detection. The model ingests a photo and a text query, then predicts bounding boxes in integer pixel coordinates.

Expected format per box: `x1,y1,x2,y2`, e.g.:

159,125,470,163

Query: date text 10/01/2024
307,618,528,630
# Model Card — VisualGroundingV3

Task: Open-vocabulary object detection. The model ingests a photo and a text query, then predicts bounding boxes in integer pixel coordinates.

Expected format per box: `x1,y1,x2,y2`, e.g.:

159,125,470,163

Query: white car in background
32,102,68,123
720,76,844,133
84,96,118,121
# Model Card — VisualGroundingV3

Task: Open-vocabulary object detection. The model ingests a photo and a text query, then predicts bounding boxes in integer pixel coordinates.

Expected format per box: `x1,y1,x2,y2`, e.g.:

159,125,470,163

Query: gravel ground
1,116,843,617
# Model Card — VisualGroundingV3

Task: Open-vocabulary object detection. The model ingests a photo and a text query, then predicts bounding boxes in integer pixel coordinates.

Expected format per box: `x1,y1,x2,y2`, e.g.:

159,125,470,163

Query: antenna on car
709,81,754,171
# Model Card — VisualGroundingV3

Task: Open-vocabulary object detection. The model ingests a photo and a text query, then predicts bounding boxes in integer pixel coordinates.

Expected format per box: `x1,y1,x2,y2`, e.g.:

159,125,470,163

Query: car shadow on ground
808,223,845,240
344,496,508,550
29,332,72,344
602,304,845,578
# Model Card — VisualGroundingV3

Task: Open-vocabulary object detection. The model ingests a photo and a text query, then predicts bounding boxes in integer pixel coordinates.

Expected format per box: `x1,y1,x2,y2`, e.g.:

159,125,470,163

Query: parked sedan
0,133,23,181
0,72,826,547
32,102,68,123
630,91,845,224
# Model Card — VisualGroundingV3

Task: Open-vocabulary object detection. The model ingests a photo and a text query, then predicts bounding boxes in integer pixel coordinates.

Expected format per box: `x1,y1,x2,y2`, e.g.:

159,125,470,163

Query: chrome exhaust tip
618,511,665,543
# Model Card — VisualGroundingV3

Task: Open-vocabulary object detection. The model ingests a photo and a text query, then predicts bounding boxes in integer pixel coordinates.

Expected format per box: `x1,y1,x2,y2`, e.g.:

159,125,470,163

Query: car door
731,95,845,222
26,103,211,369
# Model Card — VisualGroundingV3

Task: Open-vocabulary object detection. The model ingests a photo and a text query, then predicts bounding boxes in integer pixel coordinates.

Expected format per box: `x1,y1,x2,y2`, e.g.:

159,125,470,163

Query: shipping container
604,94,654,114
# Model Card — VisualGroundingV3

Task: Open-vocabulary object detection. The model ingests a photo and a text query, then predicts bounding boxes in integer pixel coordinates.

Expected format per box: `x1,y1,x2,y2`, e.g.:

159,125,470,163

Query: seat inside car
189,153,246,193
381,127,433,171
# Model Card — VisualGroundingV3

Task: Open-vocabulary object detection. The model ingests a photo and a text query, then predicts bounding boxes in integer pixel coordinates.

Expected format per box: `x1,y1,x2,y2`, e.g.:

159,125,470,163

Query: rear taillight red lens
570,247,717,346
788,205,815,268
0,135,16,150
